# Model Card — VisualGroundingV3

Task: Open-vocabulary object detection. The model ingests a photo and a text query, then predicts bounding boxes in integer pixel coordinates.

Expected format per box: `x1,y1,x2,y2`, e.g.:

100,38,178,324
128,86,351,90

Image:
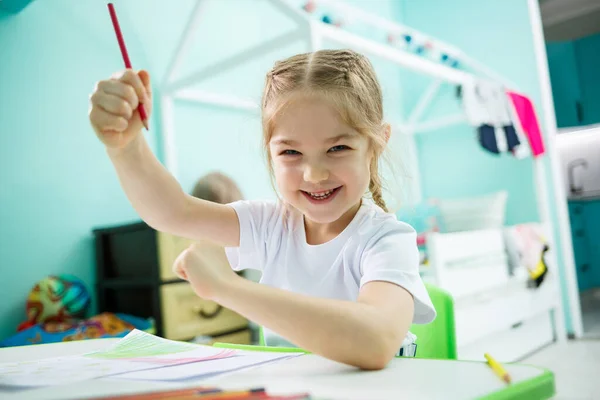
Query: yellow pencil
484,353,511,384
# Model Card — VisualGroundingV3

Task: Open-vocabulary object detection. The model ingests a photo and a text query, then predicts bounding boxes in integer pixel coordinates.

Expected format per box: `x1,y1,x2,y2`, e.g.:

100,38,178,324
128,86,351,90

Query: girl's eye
281,149,301,156
328,145,350,153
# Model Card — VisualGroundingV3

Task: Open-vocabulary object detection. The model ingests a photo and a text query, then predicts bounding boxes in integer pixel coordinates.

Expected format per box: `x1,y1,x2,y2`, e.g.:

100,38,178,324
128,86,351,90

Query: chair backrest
409,283,457,360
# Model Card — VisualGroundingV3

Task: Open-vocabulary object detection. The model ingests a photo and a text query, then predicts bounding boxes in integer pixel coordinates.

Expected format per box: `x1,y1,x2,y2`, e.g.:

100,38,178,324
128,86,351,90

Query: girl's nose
303,163,329,184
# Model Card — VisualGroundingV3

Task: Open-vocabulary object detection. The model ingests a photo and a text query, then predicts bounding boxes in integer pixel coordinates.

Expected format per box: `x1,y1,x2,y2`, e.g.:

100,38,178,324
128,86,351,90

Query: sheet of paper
0,330,236,387
87,328,202,357
112,350,302,381
86,329,237,366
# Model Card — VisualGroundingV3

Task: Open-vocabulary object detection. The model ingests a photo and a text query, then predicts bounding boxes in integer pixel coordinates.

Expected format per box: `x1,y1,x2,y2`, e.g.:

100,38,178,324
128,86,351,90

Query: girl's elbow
354,338,397,370
356,352,394,371
359,354,393,371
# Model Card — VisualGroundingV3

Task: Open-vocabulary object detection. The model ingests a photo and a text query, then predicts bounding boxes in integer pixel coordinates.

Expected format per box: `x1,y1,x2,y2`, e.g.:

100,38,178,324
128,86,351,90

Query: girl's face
269,97,372,226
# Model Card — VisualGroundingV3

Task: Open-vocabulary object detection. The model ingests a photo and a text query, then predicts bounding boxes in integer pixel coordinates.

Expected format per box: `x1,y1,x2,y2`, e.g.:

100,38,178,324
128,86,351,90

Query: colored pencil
484,353,511,384
107,3,149,130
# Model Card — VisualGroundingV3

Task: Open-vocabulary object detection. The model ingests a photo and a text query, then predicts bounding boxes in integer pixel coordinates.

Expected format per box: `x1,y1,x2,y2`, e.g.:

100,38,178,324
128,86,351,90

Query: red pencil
107,2,149,130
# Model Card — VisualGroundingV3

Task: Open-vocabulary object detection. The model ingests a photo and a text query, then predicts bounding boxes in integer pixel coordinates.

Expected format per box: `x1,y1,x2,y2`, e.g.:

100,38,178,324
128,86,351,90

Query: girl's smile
301,185,343,204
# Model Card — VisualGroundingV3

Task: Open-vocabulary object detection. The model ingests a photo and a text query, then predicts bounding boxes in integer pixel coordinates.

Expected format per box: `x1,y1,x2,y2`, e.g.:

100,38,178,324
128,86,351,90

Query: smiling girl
88,49,436,370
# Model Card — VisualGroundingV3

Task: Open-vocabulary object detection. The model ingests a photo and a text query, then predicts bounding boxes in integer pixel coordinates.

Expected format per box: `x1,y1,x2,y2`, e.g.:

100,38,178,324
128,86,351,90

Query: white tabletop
0,339,553,400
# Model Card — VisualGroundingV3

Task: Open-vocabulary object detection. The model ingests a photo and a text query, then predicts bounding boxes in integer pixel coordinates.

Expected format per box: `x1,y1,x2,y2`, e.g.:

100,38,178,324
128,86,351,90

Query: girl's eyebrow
326,133,357,144
271,138,299,146
271,133,356,147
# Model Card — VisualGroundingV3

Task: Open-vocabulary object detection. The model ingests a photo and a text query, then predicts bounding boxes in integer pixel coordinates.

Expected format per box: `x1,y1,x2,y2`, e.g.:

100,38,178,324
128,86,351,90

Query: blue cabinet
547,33,600,128
569,200,600,292
576,35,600,127
547,42,583,128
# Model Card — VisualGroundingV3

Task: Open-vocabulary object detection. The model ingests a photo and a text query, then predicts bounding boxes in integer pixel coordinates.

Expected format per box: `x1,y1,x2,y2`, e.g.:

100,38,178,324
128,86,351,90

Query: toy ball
321,15,333,24
18,275,91,331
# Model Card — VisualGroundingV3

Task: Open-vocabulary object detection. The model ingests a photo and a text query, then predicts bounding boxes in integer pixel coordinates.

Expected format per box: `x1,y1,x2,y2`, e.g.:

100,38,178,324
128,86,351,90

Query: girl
88,49,436,370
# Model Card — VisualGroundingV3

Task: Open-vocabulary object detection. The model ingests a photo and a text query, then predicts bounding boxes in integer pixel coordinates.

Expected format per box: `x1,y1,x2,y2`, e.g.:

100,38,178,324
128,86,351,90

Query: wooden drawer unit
209,329,252,345
156,231,194,281
93,221,249,343
160,283,247,340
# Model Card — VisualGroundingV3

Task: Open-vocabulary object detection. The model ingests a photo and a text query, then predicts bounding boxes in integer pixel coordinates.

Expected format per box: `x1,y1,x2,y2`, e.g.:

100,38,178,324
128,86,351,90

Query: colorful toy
2,312,154,347
17,274,91,332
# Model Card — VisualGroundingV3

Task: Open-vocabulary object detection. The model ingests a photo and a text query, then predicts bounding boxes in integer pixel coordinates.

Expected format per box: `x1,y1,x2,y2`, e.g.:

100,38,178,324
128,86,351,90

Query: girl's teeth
309,189,334,199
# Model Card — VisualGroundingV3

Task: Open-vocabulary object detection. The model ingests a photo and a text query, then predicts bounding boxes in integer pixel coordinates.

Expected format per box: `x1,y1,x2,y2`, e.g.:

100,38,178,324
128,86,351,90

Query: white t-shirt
225,199,436,347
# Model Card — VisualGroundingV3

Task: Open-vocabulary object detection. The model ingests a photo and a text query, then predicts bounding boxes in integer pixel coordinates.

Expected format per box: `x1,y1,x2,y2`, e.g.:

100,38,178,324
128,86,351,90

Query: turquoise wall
0,0,166,341
0,0,401,341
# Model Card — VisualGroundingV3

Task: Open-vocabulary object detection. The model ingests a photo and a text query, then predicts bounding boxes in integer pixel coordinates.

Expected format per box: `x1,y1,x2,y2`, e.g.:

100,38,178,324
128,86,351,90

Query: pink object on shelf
506,91,545,157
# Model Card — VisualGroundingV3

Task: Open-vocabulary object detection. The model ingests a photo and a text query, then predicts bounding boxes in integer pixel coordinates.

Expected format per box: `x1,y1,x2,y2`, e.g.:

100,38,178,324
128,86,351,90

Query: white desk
0,339,554,400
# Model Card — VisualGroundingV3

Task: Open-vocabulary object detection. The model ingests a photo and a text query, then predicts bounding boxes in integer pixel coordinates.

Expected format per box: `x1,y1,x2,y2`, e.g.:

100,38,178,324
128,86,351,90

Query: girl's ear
383,123,391,143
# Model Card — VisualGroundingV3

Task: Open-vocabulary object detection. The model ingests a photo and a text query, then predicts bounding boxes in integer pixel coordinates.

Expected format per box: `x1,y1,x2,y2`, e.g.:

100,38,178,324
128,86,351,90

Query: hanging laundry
506,91,546,157
461,80,529,158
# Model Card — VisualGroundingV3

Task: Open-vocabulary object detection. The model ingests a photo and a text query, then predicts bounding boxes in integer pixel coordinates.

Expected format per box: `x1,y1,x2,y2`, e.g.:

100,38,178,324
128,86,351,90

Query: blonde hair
261,49,389,212
191,171,244,204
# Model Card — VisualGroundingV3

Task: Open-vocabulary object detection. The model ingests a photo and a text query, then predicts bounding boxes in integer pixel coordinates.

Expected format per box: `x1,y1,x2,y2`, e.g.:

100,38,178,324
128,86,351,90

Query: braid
369,158,388,212
369,179,388,212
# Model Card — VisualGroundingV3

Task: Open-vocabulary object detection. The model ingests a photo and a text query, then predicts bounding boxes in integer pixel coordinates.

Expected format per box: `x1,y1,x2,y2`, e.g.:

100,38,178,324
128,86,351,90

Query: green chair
410,283,457,360
214,283,457,360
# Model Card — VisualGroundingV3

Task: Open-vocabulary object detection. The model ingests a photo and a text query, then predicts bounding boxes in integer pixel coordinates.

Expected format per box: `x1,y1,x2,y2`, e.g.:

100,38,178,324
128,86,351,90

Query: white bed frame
424,227,562,361
152,0,583,354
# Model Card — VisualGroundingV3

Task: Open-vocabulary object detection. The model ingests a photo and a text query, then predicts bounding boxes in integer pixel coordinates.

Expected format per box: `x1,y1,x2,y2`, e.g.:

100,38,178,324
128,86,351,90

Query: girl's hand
173,243,241,300
88,69,152,150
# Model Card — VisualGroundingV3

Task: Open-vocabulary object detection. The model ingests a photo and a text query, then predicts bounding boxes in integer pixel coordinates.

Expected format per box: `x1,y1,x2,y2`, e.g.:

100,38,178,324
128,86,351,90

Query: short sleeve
224,200,280,272
360,223,436,324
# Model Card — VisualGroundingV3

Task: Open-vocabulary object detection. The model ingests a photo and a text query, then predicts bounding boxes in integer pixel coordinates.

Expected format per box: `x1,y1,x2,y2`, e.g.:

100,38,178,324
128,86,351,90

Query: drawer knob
192,304,223,319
